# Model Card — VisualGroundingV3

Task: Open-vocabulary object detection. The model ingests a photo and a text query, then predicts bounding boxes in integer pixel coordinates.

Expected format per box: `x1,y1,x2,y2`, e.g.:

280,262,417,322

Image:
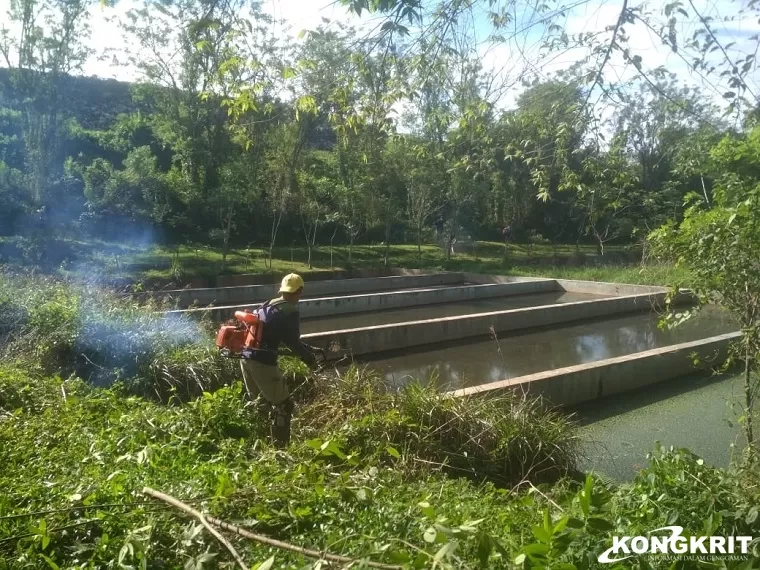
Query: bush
296,365,579,486
0,270,238,399
2,367,760,569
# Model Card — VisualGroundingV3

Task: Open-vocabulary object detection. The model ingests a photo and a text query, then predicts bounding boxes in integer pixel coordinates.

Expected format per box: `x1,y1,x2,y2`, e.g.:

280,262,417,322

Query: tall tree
652,125,760,452
0,0,94,203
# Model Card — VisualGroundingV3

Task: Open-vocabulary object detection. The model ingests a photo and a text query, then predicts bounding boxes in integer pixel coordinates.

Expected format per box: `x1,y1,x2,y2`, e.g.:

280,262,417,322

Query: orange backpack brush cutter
216,302,328,363
216,309,264,358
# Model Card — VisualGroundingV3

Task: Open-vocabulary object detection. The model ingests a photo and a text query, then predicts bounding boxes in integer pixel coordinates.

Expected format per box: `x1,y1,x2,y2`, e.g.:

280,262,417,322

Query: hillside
0,68,336,148
0,68,136,131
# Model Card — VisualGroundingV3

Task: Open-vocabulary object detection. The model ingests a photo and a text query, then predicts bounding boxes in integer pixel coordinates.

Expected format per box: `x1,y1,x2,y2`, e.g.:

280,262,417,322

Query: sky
1,0,758,121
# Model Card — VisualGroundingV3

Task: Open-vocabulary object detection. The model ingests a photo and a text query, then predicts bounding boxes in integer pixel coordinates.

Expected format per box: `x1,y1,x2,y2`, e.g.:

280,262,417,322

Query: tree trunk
308,223,317,270
268,208,283,270
221,211,232,273
417,225,422,269
744,338,754,449
301,213,318,270
384,220,391,267
593,227,604,256
330,227,337,270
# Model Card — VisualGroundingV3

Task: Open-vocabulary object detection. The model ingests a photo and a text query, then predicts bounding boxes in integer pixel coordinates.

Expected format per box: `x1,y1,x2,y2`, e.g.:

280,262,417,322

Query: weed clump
296,365,579,487
2,363,760,568
0,270,237,400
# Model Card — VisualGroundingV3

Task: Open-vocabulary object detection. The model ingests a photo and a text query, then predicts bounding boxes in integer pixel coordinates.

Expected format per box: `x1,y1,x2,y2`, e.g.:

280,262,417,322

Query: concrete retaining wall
555,279,666,297
144,272,466,308
170,280,560,321
448,332,741,406
214,268,434,288
465,272,668,296
464,273,556,285
134,267,436,291
304,292,669,357
466,273,699,304
215,270,349,288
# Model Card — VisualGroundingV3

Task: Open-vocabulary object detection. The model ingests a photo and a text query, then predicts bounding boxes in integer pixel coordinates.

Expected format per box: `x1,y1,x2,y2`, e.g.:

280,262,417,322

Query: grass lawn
120,241,689,286
1,235,691,286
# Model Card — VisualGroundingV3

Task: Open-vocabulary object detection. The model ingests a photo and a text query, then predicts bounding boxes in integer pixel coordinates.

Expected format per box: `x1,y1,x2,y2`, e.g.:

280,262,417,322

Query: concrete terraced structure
158,270,740,407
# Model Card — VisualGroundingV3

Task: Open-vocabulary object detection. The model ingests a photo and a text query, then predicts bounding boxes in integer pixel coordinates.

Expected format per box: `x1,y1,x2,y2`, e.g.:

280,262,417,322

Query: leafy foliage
1,364,759,568
0,270,235,400
652,125,760,450
0,1,744,261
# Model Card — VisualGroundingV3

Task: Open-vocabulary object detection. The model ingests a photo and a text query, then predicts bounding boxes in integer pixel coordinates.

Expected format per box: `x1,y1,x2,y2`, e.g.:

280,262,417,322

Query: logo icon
599,526,754,563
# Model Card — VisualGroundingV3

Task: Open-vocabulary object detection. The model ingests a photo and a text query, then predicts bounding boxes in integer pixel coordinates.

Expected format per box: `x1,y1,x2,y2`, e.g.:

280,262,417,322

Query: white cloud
85,1,136,80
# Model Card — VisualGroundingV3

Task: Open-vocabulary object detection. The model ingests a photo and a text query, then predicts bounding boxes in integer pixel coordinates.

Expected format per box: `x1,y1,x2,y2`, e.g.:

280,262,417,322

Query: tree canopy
0,0,757,261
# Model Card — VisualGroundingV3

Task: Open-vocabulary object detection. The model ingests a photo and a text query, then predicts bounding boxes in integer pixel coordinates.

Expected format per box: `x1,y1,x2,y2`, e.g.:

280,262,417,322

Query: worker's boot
271,398,293,449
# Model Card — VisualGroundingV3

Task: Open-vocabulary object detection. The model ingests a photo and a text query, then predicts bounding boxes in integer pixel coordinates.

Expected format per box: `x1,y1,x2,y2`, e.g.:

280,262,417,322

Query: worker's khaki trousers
240,359,289,405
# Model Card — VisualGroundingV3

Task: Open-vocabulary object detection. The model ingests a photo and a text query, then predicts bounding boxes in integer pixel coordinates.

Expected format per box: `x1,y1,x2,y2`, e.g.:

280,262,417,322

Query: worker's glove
303,351,318,371
304,345,325,371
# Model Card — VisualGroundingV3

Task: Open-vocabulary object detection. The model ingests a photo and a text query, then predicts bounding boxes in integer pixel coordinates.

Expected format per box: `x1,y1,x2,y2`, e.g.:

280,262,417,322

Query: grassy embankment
22,237,692,286
2,271,758,568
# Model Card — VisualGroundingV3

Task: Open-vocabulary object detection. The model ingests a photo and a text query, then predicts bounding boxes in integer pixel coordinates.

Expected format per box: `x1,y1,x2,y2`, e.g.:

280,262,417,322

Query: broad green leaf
586,517,615,531
254,555,276,570
531,525,552,544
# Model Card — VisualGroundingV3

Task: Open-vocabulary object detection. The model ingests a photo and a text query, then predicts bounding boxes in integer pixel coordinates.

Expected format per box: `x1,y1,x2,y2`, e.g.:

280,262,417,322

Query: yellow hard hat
279,273,305,294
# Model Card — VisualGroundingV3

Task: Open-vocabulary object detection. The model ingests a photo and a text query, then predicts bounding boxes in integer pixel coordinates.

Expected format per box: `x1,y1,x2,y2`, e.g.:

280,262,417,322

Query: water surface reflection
370,305,735,390
301,291,604,334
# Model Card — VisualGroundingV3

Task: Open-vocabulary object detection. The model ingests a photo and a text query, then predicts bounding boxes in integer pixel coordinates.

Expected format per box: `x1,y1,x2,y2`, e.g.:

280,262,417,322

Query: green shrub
3,368,760,569
0,271,238,399
296,365,579,486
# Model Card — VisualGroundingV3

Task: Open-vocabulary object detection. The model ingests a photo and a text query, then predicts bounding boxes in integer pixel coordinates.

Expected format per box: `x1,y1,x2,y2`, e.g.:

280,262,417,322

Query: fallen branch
142,487,403,570
204,515,404,570
142,487,247,570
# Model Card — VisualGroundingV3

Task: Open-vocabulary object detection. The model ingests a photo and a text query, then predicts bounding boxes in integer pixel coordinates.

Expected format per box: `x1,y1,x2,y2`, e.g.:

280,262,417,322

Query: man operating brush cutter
216,273,324,447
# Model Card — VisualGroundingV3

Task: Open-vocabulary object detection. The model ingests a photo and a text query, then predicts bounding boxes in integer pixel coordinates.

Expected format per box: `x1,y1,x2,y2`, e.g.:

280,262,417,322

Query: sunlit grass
1,234,691,286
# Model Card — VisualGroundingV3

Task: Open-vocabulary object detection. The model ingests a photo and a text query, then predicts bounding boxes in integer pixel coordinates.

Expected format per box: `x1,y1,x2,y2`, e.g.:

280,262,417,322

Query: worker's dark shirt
247,298,314,366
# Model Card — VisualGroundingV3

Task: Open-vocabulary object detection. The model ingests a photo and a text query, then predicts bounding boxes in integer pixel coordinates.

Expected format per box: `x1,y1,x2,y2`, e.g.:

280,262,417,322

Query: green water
575,372,748,481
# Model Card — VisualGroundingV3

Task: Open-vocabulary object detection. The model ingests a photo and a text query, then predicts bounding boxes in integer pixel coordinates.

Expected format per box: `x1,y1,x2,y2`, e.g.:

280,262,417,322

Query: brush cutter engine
216,308,328,364
216,310,263,358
